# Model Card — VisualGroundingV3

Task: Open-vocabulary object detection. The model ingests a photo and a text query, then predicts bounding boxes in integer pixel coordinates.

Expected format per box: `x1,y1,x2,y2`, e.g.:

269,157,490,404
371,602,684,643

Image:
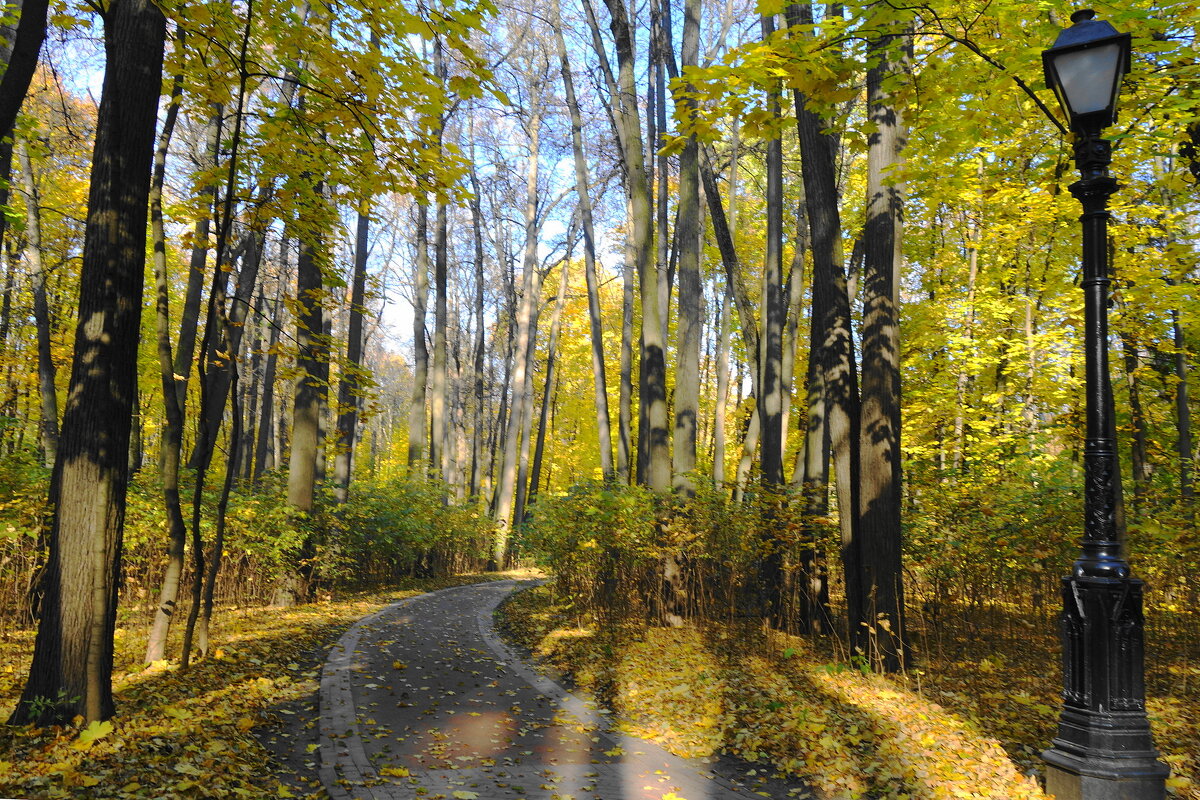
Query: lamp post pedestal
1043,575,1168,800
1041,130,1168,800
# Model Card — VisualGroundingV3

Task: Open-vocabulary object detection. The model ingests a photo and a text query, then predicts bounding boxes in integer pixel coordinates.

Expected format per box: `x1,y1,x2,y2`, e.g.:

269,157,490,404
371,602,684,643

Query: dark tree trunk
789,0,861,647
334,203,369,503
0,0,49,142
10,0,165,725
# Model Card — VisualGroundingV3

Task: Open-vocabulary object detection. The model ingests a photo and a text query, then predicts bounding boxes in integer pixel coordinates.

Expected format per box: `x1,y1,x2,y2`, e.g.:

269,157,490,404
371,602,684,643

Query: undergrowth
499,583,1198,800
0,571,529,799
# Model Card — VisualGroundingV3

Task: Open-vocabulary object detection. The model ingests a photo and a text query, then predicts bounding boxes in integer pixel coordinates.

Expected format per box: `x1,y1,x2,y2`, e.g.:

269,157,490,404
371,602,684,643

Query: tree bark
604,0,669,492
15,137,59,467
0,0,49,142
672,0,701,495
144,70,185,664
10,0,165,725
789,0,860,647
493,110,544,562
408,202,430,476
553,9,614,480
857,18,908,671
334,203,369,503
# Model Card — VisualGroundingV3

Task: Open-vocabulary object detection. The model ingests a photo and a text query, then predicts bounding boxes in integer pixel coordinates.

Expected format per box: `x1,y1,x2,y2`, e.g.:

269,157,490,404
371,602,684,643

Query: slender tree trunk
493,111,544,562
431,134,449,485
197,370,240,656
1122,331,1150,514
408,202,430,476
857,19,908,671
254,289,282,483
145,74,186,663
15,137,59,467
953,221,980,473
529,262,569,507
241,295,264,481
334,202,369,503
468,128,488,498
172,110,220,412
1173,308,1193,504
713,287,731,488
756,11,787,621
10,0,165,725
554,11,614,480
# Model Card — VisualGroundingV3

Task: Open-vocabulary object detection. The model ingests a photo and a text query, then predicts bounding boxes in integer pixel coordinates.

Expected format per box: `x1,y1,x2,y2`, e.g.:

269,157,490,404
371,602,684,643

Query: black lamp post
1040,10,1169,800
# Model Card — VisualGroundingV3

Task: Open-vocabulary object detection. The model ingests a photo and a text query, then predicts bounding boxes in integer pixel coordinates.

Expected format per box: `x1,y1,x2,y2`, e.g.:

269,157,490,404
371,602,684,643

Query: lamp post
1040,10,1169,800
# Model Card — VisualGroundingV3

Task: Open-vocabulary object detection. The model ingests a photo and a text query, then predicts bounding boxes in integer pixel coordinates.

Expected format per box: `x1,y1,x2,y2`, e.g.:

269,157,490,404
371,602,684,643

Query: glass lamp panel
1053,42,1122,115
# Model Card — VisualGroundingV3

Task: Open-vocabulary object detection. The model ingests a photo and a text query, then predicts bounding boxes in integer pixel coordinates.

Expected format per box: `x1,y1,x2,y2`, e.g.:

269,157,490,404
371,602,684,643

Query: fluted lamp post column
1040,9,1169,800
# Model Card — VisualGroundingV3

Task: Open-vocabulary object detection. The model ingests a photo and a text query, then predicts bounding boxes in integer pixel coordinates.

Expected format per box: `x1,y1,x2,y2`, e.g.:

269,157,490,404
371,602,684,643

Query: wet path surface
318,580,788,800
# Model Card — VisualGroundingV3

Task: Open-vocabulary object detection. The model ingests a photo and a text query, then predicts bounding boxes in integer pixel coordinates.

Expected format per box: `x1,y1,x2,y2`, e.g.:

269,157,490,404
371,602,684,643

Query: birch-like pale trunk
492,111,544,563
604,0,669,492
553,9,614,480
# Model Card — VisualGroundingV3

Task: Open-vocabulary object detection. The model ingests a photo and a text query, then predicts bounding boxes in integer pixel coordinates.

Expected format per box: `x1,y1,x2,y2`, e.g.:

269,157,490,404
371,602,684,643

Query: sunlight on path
318,580,778,800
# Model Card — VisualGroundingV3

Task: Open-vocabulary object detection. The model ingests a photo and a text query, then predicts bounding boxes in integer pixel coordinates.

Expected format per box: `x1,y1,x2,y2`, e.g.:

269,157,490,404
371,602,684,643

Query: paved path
318,580,782,800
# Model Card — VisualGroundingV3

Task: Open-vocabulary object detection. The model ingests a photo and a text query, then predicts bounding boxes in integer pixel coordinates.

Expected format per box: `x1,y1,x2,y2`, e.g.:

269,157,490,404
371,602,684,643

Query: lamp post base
1043,574,1169,800
1044,758,1168,800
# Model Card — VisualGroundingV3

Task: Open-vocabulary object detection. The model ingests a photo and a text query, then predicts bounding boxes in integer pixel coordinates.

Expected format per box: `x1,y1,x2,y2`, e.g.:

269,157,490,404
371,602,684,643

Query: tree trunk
334,203,369,503
1122,331,1150,514
288,224,325,513
672,0,701,495
713,288,731,488
0,0,49,143
253,288,282,483
15,136,59,467
468,124,488,498
789,0,861,648
10,0,165,725
408,202,430,476
857,19,908,671
172,110,220,412
493,110,544,562
529,262,569,507
1173,308,1193,504
604,0,669,492
144,75,185,663
554,11,614,481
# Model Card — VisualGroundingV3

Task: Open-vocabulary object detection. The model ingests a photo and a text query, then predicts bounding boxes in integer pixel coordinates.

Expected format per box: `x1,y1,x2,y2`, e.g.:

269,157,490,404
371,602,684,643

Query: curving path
317,579,785,800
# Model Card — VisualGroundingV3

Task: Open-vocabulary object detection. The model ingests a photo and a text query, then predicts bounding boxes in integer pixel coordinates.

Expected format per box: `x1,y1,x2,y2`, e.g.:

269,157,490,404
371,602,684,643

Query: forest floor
496,584,1199,800
0,575,1194,800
